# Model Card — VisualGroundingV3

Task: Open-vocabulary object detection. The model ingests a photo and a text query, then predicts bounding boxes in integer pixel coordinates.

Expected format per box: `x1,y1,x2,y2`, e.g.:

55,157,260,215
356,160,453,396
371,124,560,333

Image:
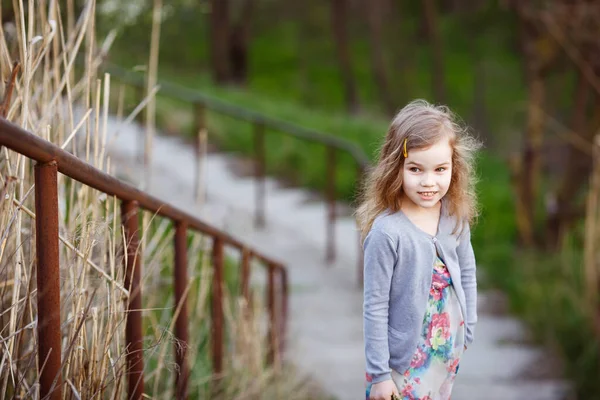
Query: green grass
109,66,388,204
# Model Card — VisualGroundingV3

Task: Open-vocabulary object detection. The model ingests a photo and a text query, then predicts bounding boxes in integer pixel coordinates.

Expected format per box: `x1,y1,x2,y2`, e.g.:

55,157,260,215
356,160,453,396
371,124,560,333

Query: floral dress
366,256,465,400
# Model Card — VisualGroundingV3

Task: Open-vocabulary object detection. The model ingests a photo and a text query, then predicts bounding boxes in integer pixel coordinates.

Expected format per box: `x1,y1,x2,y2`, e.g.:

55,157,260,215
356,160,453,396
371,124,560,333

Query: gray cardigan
363,202,477,384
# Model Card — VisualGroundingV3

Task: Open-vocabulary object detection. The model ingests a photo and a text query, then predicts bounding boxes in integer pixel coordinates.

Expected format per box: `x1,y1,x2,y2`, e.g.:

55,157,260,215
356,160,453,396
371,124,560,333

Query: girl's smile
418,191,438,201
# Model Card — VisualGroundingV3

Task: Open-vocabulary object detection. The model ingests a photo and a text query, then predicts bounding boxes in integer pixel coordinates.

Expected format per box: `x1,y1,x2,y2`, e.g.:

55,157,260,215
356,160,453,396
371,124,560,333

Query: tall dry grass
0,1,324,398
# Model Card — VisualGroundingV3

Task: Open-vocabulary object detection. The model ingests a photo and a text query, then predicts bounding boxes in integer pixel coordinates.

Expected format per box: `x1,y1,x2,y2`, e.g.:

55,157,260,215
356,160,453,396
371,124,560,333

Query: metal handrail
104,63,371,169
0,117,288,400
103,62,370,274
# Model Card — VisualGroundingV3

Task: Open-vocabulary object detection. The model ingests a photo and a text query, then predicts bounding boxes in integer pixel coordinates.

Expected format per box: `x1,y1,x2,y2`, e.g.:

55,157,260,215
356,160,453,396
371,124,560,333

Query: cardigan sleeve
363,228,397,384
457,222,478,345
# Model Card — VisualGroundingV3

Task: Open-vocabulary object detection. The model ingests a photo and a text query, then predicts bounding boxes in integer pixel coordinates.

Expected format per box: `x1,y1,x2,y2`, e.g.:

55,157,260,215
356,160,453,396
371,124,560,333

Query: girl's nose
421,174,435,187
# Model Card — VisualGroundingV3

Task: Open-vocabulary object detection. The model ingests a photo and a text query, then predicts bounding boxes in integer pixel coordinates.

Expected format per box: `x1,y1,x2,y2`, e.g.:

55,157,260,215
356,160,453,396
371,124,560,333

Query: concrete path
100,115,571,399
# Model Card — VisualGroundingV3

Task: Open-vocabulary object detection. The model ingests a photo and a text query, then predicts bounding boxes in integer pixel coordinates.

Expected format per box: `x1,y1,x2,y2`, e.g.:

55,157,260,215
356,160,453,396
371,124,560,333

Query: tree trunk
547,73,592,248
229,0,255,86
422,0,446,104
519,71,544,247
514,4,544,248
331,0,360,114
294,1,312,104
210,0,231,83
365,1,394,115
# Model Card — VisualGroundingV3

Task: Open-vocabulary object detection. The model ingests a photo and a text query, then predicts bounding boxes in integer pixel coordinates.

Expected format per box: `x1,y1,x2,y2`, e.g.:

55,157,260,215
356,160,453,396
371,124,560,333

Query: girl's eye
409,167,420,172
436,167,446,172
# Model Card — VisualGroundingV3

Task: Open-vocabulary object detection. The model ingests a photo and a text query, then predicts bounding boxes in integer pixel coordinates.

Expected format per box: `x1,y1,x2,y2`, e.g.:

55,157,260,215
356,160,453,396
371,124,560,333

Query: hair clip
403,138,408,158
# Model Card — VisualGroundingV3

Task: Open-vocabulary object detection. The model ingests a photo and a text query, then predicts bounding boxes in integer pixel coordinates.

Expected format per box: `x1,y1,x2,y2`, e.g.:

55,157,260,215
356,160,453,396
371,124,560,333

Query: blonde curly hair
355,99,481,241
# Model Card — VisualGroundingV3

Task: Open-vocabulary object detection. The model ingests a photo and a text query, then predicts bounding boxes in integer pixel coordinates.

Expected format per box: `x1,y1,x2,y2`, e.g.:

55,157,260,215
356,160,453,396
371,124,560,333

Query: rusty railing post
211,237,224,378
241,247,251,308
174,221,189,400
279,266,288,359
121,200,144,400
254,123,266,228
266,263,280,368
326,145,336,263
34,161,62,400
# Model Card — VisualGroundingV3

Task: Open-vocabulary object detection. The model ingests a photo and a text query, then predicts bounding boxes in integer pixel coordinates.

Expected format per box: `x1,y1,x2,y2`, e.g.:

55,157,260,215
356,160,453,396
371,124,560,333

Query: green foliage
103,0,525,141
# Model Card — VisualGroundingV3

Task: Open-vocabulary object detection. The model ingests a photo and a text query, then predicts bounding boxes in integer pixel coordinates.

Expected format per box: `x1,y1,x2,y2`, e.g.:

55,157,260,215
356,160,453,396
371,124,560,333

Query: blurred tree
229,0,254,85
542,1,600,248
513,1,549,247
422,0,446,104
549,70,593,247
210,0,231,83
331,0,360,114
209,0,254,85
365,0,394,114
505,0,600,249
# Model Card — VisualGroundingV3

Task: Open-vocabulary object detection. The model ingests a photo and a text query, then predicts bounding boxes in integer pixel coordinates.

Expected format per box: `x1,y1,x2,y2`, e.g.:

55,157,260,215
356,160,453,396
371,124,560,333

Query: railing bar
0,119,283,267
266,264,279,368
4,77,297,398
241,247,251,307
280,267,288,359
174,221,189,400
34,160,62,400
121,200,145,400
211,237,224,377
105,64,371,166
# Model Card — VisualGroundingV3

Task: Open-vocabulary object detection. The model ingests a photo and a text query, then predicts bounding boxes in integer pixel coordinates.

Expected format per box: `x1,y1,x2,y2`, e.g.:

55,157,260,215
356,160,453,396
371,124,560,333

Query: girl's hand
369,379,399,400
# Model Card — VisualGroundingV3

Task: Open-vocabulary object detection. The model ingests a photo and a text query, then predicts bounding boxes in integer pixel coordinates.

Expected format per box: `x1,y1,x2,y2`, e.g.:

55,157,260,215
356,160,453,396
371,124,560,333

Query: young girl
356,100,480,400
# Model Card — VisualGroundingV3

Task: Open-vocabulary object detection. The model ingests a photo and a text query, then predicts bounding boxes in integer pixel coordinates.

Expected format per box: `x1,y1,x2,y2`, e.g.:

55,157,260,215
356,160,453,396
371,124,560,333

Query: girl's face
401,137,453,210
